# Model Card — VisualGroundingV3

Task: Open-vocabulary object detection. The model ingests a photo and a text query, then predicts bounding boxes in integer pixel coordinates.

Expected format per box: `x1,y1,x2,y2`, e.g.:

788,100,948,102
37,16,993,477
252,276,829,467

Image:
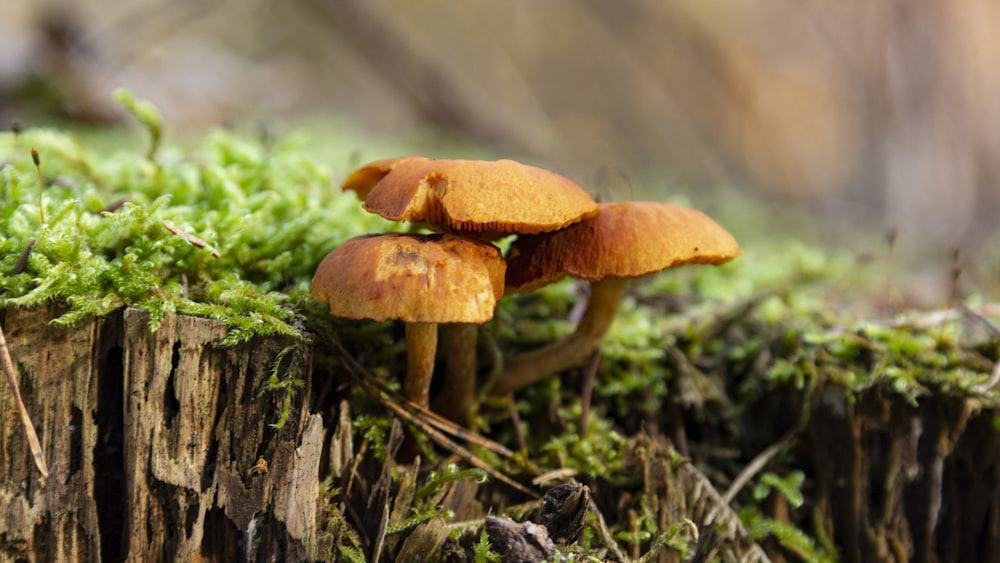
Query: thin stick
330,338,537,496
507,391,527,453
578,349,601,438
162,221,221,258
959,305,1000,337
947,247,963,309
722,429,796,505
883,226,897,311
589,497,632,563
11,240,35,276
31,148,44,225
334,337,516,459
10,119,22,159
980,360,1000,393
0,322,49,478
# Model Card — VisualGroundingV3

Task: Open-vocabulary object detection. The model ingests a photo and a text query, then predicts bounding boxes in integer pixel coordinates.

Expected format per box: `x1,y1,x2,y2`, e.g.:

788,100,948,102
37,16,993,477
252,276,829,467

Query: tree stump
0,306,327,562
808,383,1000,562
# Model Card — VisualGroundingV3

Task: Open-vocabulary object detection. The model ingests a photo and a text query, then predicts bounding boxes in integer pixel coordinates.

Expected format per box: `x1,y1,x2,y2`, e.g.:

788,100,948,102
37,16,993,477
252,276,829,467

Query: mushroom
492,201,742,395
341,155,423,201
340,156,600,420
348,156,600,240
311,233,505,408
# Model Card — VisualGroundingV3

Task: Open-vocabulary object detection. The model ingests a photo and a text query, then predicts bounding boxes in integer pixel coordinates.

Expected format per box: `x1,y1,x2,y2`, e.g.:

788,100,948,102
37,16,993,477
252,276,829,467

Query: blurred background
2,0,999,298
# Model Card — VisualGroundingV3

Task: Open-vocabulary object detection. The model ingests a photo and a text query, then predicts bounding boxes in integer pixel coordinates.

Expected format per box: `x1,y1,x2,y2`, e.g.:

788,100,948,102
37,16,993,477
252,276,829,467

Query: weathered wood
808,383,1000,563
0,306,327,562
0,303,108,561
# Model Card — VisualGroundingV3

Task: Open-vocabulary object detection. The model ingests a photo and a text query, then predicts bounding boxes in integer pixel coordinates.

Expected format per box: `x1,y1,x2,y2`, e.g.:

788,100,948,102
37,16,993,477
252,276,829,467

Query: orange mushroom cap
505,201,742,293
344,157,600,240
311,233,506,324
341,156,424,201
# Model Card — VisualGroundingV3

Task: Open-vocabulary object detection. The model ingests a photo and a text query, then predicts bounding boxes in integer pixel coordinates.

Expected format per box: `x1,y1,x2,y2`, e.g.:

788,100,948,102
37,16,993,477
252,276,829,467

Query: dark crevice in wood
31,514,49,558
94,311,126,563
245,511,290,563
201,506,243,561
199,355,227,493
184,499,199,540
163,340,181,430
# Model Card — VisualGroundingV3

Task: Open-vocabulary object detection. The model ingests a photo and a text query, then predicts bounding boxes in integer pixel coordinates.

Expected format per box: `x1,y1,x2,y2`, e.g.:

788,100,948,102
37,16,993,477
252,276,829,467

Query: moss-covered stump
0,306,324,561
806,384,999,563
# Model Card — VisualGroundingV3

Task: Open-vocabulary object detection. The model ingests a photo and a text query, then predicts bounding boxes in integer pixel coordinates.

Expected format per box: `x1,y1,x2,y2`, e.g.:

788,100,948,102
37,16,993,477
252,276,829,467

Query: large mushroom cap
506,201,742,293
311,233,506,323
348,157,599,239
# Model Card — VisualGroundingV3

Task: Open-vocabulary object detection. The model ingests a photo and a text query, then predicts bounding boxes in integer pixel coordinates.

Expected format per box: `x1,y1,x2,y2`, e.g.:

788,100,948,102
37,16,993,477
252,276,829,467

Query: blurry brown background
3,0,1000,266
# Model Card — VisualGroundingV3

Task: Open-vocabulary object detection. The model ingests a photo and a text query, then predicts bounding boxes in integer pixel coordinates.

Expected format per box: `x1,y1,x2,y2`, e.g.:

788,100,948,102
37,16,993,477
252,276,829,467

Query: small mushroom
493,201,741,394
340,156,600,420
311,233,505,408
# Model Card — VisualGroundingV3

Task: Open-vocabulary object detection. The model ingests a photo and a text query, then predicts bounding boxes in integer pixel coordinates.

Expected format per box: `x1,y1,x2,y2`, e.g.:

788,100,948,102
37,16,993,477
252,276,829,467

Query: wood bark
808,383,1000,562
0,306,328,562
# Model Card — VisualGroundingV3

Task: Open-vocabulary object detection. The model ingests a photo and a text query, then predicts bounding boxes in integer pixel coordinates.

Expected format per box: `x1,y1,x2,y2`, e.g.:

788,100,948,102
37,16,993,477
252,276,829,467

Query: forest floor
1,97,998,561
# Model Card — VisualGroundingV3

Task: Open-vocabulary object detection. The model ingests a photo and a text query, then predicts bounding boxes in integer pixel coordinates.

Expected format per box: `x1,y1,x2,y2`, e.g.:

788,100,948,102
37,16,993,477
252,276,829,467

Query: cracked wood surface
0,306,327,562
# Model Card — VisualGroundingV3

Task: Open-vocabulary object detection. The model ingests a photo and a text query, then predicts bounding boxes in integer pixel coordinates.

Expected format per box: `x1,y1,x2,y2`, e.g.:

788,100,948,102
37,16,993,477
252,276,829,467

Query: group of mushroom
311,156,741,422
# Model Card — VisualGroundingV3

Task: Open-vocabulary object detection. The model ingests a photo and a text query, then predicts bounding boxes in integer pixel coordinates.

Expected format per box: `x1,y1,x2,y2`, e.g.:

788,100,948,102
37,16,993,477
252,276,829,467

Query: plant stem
433,323,478,422
493,276,627,394
404,322,438,408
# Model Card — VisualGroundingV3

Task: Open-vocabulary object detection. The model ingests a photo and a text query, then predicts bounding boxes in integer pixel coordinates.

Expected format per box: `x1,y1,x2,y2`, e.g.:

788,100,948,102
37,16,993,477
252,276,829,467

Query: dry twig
0,322,49,479
162,221,221,258
330,337,537,497
722,429,797,505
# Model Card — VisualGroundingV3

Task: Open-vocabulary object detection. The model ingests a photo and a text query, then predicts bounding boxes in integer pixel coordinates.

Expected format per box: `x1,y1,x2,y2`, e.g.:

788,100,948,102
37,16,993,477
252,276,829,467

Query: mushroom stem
493,276,628,394
432,323,478,422
404,322,438,408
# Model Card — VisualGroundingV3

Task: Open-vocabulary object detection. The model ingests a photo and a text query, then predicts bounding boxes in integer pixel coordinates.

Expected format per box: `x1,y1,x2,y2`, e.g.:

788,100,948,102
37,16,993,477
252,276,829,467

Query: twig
947,247,963,309
11,240,35,276
578,349,601,438
883,227,898,312
378,395,536,497
475,328,504,400
958,303,1000,339
0,321,49,479
31,148,45,225
368,419,404,563
979,360,1000,393
635,519,699,563
330,337,537,497
722,429,797,505
865,303,1000,331
334,339,516,459
531,468,580,486
589,497,632,563
162,221,221,258
507,391,527,453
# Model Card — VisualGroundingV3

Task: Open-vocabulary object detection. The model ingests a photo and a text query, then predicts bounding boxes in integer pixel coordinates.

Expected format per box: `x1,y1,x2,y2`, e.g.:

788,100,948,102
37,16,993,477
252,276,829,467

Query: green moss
471,529,501,562
1,91,400,343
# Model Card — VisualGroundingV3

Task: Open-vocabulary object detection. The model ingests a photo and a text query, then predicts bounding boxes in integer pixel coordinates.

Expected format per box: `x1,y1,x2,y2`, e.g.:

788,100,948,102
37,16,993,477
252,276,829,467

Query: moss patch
1,95,400,344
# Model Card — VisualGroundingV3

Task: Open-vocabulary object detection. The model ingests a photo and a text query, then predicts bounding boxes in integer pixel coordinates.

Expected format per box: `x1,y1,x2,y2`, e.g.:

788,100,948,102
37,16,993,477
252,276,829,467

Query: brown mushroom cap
505,201,742,293
350,157,599,239
311,233,506,323
341,156,424,201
